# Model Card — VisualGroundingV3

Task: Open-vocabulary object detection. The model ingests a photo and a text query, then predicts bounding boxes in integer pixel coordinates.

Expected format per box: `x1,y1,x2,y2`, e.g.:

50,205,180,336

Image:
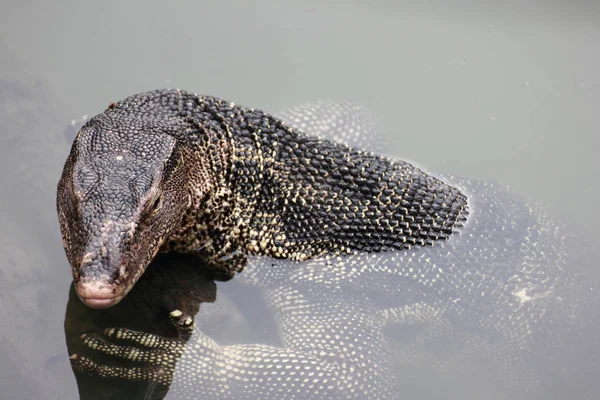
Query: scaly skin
56,89,468,309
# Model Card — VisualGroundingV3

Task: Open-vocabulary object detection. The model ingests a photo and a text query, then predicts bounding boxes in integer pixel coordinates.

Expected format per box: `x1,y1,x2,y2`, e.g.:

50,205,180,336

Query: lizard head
57,114,191,309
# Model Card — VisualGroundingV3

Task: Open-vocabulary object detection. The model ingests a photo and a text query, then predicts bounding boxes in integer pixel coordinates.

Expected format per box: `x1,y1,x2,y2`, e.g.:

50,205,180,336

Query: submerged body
57,89,468,308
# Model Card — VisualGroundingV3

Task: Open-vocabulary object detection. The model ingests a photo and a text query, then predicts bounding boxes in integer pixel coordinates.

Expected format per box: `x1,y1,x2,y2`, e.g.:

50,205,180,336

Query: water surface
1,1,599,399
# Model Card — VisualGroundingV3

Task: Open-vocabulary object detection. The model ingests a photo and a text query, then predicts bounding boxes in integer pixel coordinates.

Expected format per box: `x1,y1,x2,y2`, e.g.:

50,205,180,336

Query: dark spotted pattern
57,89,468,308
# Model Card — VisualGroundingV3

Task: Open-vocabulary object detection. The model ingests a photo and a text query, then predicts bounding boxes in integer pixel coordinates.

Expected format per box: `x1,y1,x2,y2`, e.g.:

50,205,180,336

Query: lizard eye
150,195,163,215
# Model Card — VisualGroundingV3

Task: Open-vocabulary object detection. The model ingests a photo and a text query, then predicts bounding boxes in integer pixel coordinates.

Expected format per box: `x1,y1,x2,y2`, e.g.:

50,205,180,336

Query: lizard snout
75,237,127,309
75,280,124,309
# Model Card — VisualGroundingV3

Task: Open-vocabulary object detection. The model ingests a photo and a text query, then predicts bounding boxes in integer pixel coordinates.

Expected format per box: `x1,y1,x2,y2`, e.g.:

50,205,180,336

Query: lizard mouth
75,280,127,310
79,295,123,309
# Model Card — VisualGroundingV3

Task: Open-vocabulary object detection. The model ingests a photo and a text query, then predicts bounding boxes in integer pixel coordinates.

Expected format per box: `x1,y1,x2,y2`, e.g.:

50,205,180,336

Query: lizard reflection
65,253,218,399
